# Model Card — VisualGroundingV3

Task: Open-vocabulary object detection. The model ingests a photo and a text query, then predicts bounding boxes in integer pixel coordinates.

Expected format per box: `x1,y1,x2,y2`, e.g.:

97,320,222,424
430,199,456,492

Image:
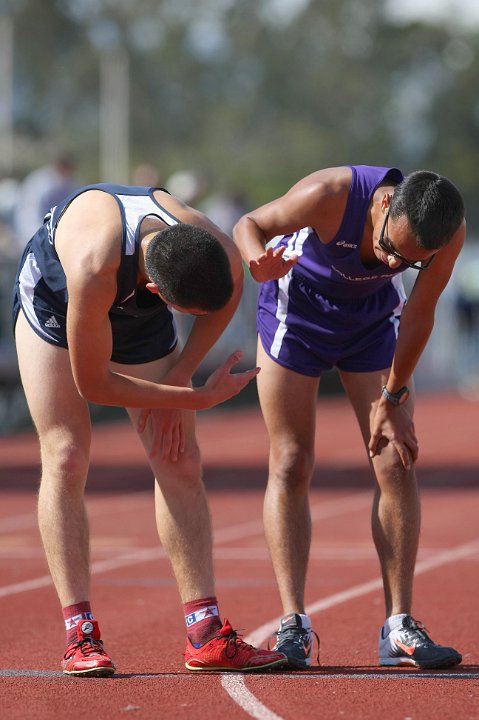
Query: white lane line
213,492,371,544
0,547,166,599
1,669,477,679
0,492,370,599
0,493,153,533
221,537,479,720
219,676,283,720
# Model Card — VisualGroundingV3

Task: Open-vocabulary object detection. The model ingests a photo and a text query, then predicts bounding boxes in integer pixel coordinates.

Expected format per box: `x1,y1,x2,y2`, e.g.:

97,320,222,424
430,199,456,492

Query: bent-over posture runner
13,182,287,675
233,165,465,669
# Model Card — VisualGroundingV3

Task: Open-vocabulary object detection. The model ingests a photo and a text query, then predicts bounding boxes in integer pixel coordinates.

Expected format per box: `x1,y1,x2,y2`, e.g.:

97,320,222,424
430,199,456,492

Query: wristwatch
381,385,410,406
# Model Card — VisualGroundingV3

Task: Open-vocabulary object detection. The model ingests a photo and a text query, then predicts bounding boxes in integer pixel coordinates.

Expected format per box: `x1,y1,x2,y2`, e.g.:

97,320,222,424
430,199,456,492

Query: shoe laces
401,616,431,646
64,635,106,660
274,625,320,664
218,627,255,659
276,625,310,646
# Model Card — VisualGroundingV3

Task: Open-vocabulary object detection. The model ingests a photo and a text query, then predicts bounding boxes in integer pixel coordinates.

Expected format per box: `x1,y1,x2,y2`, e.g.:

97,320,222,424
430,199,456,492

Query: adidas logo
45,315,60,328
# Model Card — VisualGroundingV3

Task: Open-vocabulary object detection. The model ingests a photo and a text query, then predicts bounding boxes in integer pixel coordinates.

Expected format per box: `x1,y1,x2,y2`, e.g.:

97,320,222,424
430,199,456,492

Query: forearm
76,369,212,410
386,309,434,392
233,215,267,263
173,281,243,380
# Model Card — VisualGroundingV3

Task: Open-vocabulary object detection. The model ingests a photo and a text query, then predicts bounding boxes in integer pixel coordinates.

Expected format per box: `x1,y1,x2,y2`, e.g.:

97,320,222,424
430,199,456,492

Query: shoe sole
185,657,288,672
284,656,312,670
379,654,462,669
63,666,116,677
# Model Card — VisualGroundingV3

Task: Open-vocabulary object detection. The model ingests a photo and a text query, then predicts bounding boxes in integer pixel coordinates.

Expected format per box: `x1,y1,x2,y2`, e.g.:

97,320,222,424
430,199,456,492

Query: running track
0,391,478,719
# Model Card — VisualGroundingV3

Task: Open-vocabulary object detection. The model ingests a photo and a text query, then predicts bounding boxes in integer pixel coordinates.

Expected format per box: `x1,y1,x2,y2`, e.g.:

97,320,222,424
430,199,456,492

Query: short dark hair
389,170,465,250
145,223,233,311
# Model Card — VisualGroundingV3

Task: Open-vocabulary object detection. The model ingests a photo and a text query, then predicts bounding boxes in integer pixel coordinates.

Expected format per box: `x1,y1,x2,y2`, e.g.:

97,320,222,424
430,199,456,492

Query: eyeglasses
378,211,436,271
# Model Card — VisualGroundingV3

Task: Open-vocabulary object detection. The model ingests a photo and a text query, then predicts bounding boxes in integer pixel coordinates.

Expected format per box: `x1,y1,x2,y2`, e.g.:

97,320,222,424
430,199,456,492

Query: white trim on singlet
18,252,57,342
117,194,179,256
389,273,406,338
269,228,309,358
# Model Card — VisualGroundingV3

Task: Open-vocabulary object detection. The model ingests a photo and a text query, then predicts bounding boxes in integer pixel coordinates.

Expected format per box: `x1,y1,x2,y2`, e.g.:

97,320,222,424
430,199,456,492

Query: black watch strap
381,385,409,406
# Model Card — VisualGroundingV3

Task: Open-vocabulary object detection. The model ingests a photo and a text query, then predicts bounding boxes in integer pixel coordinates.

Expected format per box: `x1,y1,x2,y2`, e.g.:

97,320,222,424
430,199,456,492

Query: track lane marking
0,492,371,598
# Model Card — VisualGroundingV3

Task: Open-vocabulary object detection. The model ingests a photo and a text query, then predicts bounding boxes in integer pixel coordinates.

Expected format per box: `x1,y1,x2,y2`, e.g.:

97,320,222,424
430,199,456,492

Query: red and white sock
183,596,222,647
62,601,94,646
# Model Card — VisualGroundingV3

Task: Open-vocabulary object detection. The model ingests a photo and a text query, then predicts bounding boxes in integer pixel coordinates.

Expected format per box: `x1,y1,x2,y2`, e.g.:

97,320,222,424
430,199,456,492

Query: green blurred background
1,0,479,432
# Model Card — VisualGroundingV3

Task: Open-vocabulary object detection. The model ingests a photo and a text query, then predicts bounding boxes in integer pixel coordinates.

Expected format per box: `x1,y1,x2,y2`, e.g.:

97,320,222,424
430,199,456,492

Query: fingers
368,431,380,458
391,440,413,471
223,350,244,372
139,409,184,463
137,408,150,434
248,248,298,281
369,435,418,470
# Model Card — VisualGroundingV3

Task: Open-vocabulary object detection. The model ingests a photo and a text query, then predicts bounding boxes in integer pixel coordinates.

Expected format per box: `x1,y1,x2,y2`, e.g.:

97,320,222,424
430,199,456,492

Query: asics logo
395,639,417,656
336,240,357,249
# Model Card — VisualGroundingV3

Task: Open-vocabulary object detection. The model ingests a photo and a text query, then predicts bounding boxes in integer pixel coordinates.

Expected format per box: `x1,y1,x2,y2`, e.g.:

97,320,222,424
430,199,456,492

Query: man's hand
136,352,259,458
137,406,184,462
368,401,418,470
249,245,298,282
137,365,192,462
202,350,260,406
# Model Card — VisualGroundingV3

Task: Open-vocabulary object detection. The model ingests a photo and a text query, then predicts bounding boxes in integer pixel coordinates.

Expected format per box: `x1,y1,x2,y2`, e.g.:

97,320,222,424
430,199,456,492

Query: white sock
382,613,408,637
298,613,312,631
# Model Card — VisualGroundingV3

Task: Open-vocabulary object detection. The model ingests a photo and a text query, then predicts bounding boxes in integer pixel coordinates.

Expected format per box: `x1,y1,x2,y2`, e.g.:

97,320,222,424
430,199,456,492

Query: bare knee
154,443,202,489
269,441,315,491
39,434,90,491
372,443,417,496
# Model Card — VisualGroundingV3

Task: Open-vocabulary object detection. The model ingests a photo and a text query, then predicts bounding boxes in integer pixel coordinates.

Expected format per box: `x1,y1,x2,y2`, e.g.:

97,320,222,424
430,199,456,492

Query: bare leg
340,369,420,617
15,311,92,606
256,340,320,615
114,352,215,603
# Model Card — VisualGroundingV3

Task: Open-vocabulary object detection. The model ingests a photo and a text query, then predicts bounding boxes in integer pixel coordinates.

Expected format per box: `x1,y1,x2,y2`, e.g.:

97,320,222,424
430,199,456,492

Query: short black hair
389,170,465,250
145,223,233,311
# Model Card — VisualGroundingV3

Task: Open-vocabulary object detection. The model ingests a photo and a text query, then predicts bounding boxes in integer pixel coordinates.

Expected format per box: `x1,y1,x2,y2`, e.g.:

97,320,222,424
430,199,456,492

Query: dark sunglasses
378,211,436,271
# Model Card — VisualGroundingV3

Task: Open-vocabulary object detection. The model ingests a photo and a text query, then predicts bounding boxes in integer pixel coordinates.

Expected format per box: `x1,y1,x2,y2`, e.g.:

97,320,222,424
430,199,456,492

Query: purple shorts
257,271,406,377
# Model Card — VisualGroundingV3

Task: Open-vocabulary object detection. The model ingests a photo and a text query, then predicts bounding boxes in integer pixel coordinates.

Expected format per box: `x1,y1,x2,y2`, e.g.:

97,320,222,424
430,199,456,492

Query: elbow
74,374,111,405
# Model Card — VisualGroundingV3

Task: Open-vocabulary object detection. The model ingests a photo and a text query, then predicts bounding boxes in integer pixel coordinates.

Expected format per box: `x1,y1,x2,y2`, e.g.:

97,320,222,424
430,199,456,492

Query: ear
381,193,392,211
145,281,160,295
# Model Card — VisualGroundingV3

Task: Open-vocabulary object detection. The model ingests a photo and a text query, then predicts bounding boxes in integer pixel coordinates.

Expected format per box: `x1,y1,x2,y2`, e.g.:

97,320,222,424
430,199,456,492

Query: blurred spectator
455,257,479,392
200,187,249,235
13,153,79,250
131,162,162,187
0,176,20,260
166,169,206,205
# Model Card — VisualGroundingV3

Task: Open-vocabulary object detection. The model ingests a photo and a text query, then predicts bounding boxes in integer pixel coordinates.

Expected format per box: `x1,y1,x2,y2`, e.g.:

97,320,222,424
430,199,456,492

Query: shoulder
292,166,352,199
55,189,124,277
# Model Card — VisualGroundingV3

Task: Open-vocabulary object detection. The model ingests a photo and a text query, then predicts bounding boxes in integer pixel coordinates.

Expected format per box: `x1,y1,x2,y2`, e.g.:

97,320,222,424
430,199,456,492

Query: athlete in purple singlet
233,165,465,669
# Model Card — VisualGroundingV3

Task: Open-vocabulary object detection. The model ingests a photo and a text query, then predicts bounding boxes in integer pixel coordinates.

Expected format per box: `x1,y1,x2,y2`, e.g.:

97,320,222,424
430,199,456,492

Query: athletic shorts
12,250,177,365
257,271,406,377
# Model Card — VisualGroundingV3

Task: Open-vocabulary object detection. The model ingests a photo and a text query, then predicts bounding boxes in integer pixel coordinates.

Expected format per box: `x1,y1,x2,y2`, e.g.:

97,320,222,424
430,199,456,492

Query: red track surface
0,392,478,719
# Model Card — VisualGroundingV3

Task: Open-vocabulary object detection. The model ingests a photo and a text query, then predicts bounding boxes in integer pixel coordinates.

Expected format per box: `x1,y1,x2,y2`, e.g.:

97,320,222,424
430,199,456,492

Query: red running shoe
62,619,115,677
185,618,287,671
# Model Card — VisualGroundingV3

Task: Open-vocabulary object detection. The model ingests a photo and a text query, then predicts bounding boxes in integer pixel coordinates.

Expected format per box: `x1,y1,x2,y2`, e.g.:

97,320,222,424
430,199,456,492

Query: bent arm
63,244,250,411
369,221,466,466
164,208,246,383
383,221,466,395
233,168,349,281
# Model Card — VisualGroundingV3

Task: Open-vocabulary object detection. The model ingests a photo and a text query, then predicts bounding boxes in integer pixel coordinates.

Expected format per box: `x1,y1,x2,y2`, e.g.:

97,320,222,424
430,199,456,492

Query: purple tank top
276,165,405,299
